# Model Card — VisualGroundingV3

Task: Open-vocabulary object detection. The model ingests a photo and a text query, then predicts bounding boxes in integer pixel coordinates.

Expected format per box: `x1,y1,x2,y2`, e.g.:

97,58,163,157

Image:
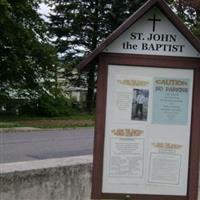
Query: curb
0,127,42,133
0,126,94,133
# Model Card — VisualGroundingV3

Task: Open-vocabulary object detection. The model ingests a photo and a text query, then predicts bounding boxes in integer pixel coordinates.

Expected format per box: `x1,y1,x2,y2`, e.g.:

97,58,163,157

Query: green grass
0,122,21,128
0,114,95,129
0,114,94,121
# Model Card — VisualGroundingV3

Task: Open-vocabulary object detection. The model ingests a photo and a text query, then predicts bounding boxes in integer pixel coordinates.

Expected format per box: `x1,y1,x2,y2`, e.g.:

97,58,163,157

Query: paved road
0,128,94,163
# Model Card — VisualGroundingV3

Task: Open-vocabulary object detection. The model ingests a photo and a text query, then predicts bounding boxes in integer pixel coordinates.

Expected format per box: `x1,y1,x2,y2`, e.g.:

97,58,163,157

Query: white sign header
103,7,200,58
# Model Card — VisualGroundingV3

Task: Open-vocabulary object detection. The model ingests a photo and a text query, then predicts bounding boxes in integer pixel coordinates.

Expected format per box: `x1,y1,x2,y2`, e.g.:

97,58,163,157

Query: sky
38,3,51,20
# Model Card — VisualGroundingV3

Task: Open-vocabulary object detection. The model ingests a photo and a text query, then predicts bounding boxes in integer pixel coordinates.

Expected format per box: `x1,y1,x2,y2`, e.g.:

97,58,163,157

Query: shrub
37,94,72,117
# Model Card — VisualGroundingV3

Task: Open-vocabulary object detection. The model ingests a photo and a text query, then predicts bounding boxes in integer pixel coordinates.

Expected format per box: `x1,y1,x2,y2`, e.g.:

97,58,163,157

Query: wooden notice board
92,54,200,200
78,0,200,199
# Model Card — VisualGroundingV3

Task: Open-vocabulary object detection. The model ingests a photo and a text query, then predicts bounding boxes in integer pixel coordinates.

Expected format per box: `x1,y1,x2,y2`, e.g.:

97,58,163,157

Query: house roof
78,0,200,71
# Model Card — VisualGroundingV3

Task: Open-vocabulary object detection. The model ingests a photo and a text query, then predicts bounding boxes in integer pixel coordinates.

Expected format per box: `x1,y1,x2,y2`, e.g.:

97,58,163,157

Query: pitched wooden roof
78,0,200,71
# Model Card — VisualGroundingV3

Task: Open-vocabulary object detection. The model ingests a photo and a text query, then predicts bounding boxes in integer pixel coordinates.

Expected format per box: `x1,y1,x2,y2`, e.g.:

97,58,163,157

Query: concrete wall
0,155,200,200
0,156,92,200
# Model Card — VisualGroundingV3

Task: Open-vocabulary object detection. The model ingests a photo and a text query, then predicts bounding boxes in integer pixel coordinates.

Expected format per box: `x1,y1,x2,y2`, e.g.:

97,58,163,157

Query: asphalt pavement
0,127,94,163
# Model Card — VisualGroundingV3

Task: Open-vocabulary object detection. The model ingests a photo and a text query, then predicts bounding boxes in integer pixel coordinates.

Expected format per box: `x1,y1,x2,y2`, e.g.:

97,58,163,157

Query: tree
0,0,57,110
48,0,149,112
48,0,113,112
168,0,200,38
107,0,147,30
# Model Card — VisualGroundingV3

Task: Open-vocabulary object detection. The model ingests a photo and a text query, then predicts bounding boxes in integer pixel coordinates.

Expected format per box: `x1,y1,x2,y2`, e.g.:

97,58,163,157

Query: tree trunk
86,0,99,113
86,65,95,113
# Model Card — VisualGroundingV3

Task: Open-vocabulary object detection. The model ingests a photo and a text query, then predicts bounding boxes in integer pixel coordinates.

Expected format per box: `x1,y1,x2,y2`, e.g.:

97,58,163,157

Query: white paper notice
149,153,181,184
102,65,193,196
110,131,144,178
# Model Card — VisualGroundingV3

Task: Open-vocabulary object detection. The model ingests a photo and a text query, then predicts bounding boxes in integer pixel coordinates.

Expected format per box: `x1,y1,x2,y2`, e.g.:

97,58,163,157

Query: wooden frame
92,53,200,200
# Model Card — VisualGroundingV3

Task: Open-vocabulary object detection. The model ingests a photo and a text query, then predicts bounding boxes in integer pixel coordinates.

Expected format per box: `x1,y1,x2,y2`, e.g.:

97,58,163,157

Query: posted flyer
152,78,190,125
110,128,145,178
148,142,182,185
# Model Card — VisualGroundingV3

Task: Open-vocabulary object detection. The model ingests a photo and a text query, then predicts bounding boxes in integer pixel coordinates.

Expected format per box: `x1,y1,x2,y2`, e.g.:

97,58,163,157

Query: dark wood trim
92,54,200,200
100,193,187,200
91,55,108,199
78,0,200,71
100,53,200,68
187,67,200,200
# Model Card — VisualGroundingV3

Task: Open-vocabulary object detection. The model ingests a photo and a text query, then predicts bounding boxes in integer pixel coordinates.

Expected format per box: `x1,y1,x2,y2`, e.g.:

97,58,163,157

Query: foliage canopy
0,0,57,101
